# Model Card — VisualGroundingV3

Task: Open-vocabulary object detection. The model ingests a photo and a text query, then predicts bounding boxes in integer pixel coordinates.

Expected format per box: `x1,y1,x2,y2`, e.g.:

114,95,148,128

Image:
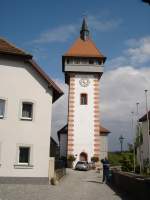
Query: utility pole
144,90,150,165
136,102,142,173
131,111,136,173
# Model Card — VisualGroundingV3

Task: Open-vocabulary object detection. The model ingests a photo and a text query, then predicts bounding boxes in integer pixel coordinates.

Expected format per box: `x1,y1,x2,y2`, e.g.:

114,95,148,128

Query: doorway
80,152,88,161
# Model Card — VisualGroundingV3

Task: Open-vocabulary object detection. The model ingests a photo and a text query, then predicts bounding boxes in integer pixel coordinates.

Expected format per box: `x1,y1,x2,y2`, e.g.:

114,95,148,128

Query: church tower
62,18,106,163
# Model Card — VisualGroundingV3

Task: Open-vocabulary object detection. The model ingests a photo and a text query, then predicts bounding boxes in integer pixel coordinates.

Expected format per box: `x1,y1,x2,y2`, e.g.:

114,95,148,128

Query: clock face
79,79,90,87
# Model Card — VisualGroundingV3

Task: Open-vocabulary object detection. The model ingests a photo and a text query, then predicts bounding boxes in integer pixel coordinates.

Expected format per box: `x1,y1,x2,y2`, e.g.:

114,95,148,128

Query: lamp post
144,90,150,164
136,102,142,173
119,135,125,152
131,111,136,173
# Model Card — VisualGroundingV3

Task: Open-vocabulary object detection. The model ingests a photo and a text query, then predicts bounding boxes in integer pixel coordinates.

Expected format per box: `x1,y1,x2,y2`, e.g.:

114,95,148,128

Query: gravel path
0,169,128,200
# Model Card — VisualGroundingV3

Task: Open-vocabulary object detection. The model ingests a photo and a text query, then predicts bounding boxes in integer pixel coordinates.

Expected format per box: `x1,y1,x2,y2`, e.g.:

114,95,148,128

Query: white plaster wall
137,121,150,166
0,58,53,177
99,135,108,161
60,134,67,158
73,74,95,164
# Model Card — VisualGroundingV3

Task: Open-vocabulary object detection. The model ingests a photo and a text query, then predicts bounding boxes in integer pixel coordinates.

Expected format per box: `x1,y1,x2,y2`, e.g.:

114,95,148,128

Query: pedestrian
101,157,110,184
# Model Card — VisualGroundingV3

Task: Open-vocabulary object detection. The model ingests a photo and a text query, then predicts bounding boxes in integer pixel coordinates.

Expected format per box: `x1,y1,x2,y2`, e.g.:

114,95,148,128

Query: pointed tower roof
80,17,90,40
63,18,106,62
81,18,88,30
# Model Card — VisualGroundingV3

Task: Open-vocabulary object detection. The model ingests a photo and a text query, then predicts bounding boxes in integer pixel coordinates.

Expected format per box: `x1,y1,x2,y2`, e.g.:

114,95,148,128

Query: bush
120,155,133,172
108,151,134,172
67,154,76,162
67,154,76,168
91,156,99,163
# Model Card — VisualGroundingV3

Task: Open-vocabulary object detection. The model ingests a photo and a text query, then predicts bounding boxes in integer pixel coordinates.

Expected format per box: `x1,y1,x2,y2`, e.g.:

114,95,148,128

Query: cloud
32,24,77,44
107,56,128,69
100,66,150,151
126,36,150,65
107,36,150,70
88,15,122,32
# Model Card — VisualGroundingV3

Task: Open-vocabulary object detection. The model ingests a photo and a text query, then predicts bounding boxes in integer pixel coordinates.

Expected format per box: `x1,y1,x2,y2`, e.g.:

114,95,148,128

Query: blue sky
0,0,150,79
1,0,150,151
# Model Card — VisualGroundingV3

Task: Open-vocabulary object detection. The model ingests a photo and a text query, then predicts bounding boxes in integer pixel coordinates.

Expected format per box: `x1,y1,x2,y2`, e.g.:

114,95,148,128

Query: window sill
0,115,4,119
20,117,32,121
14,164,34,169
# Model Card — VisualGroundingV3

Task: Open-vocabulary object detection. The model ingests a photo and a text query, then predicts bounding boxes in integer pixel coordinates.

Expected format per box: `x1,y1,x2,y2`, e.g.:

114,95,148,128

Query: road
0,169,129,200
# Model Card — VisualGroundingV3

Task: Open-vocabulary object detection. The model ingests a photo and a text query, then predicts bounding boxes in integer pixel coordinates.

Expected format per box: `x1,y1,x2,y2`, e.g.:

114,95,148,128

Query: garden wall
111,170,150,200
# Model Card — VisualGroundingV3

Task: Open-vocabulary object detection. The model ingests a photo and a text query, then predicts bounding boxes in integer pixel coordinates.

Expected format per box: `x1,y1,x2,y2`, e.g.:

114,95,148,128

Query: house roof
139,111,150,122
57,124,110,139
50,137,58,146
0,37,63,102
100,126,111,135
63,37,106,61
0,37,32,58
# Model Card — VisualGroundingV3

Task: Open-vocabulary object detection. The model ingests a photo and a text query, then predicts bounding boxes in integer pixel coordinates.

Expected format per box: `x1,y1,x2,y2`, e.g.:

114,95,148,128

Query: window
74,59,80,64
80,94,88,105
0,99,5,119
66,58,73,64
81,58,88,64
14,144,33,169
95,60,101,65
21,102,33,120
19,147,30,165
89,59,94,64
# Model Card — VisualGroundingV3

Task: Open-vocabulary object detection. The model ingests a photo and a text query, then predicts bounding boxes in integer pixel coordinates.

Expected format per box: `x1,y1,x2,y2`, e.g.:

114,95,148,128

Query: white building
58,125,110,162
59,18,109,165
99,126,110,162
137,112,150,167
0,38,63,181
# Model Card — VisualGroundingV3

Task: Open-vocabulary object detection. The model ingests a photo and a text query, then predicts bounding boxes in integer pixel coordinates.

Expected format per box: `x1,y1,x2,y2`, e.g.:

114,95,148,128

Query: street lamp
131,111,136,173
136,102,142,173
119,135,125,152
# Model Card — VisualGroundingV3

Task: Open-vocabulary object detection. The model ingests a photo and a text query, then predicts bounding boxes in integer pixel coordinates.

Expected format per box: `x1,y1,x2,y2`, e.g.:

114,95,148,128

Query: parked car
75,161,89,171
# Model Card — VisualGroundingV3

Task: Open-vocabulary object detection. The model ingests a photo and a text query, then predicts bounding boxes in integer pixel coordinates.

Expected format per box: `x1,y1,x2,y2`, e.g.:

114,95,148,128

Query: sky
1,0,150,151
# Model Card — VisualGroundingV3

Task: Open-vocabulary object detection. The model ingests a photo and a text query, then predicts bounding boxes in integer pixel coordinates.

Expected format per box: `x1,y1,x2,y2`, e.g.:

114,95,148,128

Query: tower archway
80,152,88,161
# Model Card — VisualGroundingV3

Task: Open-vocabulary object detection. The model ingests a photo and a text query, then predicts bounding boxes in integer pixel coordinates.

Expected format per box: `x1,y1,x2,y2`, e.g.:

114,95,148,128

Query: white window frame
0,98,6,119
20,100,34,121
14,144,33,169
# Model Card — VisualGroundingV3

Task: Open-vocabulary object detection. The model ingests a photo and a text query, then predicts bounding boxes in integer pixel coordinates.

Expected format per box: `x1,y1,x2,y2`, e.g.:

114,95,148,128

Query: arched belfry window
80,93,88,105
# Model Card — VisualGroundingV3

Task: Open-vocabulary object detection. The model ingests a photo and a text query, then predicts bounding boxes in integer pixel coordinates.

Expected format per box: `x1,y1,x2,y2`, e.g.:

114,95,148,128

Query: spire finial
80,16,90,41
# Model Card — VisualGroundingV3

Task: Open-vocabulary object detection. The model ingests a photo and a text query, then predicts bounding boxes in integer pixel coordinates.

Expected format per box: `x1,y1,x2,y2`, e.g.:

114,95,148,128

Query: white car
75,161,89,171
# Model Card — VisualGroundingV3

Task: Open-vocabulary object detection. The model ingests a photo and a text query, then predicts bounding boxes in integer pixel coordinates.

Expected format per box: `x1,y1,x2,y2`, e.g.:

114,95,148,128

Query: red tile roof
0,38,32,58
64,37,106,61
0,37,63,102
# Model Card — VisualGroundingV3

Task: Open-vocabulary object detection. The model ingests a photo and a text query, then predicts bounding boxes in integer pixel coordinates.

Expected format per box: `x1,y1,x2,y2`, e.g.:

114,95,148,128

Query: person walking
101,157,110,183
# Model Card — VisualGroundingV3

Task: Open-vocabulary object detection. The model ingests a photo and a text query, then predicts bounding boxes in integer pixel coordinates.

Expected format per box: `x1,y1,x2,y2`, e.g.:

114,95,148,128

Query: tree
128,143,134,153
